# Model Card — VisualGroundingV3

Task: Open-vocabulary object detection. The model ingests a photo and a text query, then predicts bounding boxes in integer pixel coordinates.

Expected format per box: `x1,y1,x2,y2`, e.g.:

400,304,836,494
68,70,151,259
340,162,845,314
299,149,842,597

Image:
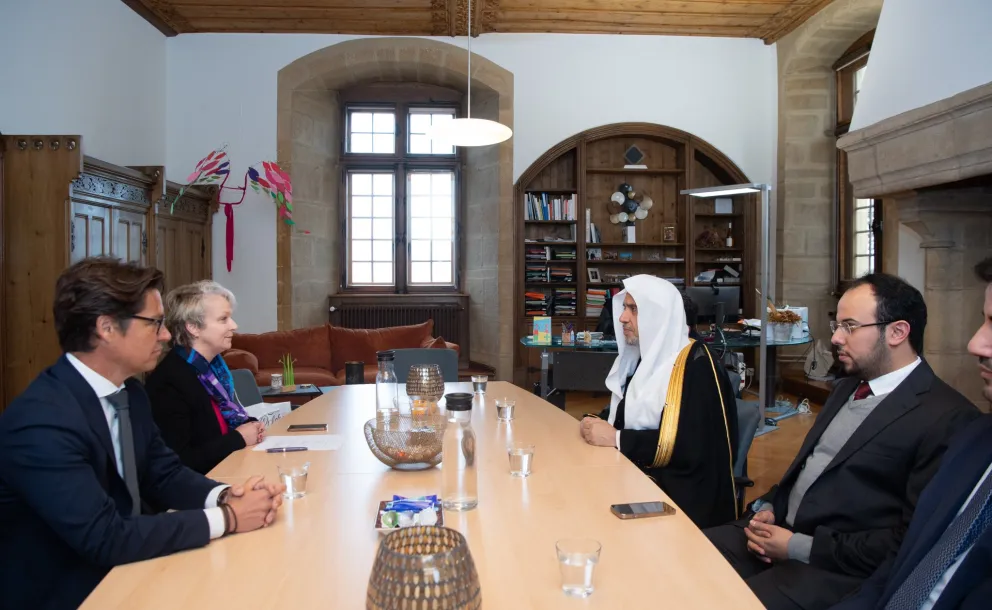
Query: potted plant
278,353,297,392
768,308,802,342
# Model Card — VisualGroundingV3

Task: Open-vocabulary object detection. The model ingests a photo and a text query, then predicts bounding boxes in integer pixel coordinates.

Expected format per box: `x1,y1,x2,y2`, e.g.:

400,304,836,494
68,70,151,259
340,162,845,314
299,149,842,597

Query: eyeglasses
829,320,891,335
131,315,165,334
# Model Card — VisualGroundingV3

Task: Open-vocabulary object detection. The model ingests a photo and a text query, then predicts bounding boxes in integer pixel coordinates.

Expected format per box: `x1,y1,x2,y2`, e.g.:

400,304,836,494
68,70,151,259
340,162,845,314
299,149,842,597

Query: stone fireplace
838,81,992,408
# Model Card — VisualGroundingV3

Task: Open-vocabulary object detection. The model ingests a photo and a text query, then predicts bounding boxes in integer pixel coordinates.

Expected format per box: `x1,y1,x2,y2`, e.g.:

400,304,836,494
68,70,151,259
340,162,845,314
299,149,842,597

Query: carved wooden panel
70,202,112,265
113,208,148,265
156,215,182,295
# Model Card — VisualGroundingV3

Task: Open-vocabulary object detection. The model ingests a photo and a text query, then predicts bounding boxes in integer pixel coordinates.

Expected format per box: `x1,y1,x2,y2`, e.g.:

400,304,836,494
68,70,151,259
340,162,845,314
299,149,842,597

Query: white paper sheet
252,434,344,452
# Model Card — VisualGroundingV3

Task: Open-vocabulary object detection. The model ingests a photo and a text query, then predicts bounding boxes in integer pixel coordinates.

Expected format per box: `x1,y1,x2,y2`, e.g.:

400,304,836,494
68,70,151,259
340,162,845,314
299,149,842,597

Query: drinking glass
277,462,310,499
556,538,601,598
270,373,283,391
507,442,534,477
495,398,515,422
471,375,488,394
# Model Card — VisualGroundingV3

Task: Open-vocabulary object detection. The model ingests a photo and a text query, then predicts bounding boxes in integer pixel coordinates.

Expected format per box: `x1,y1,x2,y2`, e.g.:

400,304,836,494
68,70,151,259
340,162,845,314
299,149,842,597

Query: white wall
851,0,992,130
167,33,778,332
0,0,166,165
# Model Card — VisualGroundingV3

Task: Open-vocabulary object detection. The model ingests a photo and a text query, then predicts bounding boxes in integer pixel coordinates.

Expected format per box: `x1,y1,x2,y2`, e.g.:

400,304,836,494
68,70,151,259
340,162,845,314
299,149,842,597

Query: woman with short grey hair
145,280,265,474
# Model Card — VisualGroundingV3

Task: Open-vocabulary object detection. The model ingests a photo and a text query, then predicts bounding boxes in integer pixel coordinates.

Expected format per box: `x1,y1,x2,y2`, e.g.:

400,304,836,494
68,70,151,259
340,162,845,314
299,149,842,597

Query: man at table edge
0,257,285,610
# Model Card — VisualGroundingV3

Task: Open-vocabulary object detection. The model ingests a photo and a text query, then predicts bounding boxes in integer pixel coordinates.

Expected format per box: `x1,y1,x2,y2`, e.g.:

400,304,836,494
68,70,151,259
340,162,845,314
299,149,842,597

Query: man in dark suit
703,273,980,610
0,257,286,610
828,257,992,610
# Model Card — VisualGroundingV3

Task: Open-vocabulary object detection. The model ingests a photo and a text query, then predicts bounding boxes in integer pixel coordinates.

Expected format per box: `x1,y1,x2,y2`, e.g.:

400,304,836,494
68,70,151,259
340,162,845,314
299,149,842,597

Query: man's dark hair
682,293,699,326
53,257,165,353
848,273,927,354
975,256,992,283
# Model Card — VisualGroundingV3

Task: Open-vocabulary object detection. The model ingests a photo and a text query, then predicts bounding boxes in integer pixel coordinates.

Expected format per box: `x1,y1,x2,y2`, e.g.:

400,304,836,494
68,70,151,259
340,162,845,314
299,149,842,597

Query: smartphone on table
610,501,676,520
286,424,327,432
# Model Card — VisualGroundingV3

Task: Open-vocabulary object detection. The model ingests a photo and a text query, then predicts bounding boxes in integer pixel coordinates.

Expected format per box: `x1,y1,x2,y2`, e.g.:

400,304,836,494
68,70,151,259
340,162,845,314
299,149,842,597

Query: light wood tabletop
81,381,763,609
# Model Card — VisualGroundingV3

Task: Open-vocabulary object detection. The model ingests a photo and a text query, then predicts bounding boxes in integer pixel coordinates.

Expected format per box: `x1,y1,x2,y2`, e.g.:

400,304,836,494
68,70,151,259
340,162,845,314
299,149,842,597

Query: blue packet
385,494,439,512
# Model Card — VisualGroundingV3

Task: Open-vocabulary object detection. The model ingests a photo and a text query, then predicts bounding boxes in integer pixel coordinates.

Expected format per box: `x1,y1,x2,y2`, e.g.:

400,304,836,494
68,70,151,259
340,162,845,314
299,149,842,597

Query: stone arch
775,0,883,345
275,38,515,378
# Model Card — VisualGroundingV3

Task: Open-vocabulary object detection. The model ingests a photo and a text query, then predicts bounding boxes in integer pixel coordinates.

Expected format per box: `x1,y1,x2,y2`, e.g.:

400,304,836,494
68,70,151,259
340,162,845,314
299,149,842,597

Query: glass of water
556,538,601,598
508,442,534,477
270,373,283,392
496,398,515,422
277,462,310,499
471,375,488,394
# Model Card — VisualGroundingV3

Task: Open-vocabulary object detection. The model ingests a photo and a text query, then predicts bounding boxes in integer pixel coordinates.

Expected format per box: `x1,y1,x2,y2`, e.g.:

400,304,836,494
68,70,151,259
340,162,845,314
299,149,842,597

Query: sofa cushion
327,320,434,372
256,366,338,388
223,349,259,373
231,325,331,371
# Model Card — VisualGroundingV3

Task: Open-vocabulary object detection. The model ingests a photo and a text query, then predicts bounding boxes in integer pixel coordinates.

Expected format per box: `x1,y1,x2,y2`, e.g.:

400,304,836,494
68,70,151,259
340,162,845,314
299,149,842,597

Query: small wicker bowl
364,414,446,470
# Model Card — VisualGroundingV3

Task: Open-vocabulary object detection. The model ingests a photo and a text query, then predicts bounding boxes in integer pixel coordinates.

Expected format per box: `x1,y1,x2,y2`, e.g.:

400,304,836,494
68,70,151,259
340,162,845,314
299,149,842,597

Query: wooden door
155,215,182,295
183,221,209,284
71,202,112,264
113,208,148,265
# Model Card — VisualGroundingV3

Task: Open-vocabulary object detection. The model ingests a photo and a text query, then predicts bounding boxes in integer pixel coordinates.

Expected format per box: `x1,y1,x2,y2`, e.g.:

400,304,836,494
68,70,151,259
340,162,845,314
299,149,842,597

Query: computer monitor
684,285,741,326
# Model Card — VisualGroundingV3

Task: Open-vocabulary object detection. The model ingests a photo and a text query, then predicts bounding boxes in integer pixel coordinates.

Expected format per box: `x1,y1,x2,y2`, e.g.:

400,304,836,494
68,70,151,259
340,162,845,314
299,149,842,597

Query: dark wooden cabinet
1,138,215,409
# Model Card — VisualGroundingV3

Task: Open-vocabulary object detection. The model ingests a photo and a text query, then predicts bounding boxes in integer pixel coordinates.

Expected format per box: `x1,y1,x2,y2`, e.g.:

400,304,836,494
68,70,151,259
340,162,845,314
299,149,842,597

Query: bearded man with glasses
702,273,980,610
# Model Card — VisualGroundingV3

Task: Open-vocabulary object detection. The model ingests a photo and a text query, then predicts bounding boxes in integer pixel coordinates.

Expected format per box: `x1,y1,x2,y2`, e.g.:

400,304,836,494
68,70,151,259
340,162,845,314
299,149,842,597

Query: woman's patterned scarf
176,346,251,429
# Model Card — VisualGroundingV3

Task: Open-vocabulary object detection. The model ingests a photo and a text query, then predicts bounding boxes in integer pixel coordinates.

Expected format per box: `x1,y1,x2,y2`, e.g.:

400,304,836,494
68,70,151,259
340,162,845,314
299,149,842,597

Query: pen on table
266,447,309,453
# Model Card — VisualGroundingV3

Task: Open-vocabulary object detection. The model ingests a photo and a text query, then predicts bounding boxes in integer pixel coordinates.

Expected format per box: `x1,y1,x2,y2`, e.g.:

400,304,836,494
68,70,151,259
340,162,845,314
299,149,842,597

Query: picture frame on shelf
587,247,602,261
663,224,677,243
587,268,601,283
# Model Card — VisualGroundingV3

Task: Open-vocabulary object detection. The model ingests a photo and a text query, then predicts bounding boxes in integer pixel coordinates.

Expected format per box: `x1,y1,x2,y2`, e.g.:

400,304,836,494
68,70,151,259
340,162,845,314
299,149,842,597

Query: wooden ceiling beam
499,10,769,27
119,0,178,36
492,21,756,36
755,0,838,43
186,17,435,34
499,0,787,15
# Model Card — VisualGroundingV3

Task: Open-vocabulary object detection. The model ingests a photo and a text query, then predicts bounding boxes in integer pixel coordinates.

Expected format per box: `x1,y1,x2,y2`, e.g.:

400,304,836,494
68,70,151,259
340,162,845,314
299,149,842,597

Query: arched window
835,30,881,284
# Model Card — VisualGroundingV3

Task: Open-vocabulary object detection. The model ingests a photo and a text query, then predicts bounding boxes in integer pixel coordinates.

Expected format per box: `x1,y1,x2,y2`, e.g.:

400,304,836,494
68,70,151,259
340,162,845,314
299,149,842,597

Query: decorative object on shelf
663,224,677,243
366,526,482,610
603,250,619,260
406,364,445,405
278,353,297,391
623,145,647,169
587,268,601,283
768,307,802,342
647,252,662,261
608,182,652,225
619,252,633,260
174,145,306,271
695,227,724,248
714,198,734,215
622,224,636,243
726,222,734,247
363,414,445,470
425,0,510,148
532,316,552,344
587,247,602,261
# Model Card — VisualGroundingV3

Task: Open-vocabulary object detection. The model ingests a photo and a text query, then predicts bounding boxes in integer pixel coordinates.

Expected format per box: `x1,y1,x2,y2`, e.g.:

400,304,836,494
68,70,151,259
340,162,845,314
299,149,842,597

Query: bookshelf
513,123,758,386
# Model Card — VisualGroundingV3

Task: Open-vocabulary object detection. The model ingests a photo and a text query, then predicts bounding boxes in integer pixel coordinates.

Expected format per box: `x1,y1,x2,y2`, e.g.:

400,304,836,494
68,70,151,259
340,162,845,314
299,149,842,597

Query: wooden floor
561,391,820,504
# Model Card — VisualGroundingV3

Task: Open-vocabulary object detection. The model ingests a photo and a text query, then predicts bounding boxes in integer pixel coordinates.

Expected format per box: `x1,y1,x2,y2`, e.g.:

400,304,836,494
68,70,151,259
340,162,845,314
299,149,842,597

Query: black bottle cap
444,392,474,411
377,350,395,362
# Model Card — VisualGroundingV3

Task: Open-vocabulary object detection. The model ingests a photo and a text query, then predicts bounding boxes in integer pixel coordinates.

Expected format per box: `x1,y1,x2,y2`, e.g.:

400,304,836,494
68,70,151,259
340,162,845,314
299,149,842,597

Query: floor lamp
681,183,773,429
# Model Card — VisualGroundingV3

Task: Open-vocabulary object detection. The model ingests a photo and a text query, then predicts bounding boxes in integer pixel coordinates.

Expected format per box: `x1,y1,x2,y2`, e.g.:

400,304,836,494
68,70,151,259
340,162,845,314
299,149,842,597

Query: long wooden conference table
82,382,763,609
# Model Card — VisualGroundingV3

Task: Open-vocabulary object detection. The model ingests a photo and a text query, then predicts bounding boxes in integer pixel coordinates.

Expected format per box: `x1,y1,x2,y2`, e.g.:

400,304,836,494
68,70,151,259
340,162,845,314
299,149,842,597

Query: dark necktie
853,380,873,401
106,390,141,516
884,472,992,609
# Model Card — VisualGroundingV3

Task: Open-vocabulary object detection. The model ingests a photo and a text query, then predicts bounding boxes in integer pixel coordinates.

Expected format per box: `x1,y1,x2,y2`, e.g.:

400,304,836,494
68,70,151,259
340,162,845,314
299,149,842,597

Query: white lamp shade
609,214,620,224
617,212,629,223
610,192,625,204
634,208,648,220
639,196,653,210
427,117,512,147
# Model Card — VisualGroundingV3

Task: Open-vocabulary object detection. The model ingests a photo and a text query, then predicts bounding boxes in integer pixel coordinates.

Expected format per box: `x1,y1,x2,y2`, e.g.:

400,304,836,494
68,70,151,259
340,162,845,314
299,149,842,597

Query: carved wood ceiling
123,0,838,44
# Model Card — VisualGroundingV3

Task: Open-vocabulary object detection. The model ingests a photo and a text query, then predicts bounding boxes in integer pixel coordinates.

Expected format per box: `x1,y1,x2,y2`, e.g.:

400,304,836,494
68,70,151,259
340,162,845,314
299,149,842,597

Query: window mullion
396,162,408,293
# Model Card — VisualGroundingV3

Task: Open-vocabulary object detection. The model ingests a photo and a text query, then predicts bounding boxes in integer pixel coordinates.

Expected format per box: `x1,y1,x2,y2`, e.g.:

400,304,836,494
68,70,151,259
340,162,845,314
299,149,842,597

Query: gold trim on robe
650,340,739,518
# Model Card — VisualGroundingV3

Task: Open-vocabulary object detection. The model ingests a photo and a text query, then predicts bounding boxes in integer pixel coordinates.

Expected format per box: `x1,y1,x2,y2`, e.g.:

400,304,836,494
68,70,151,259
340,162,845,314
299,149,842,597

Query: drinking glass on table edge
556,538,601,598
507,442,534,477
471,375,488,394
277,462,310,499
496,398,515,422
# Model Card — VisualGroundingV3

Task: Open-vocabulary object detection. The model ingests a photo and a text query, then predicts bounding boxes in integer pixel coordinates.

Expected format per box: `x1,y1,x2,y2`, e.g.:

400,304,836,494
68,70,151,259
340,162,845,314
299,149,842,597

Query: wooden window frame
834,30,881,291
338,84,464,295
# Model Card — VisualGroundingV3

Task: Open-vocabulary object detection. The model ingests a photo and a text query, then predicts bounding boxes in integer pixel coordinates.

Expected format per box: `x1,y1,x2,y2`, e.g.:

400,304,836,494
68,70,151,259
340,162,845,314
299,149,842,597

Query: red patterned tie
853,381,873,401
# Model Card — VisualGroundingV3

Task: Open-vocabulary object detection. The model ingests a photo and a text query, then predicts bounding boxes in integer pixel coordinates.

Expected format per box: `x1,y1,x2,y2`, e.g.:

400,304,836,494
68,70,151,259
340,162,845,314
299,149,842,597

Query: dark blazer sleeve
808,397,980,577
0,398,210,568
827,552,897,610
147,379,247,475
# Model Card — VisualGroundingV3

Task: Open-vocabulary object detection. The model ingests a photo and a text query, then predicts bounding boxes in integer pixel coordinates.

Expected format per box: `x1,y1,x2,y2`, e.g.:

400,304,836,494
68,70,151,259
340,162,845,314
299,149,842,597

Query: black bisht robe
600,341,739,529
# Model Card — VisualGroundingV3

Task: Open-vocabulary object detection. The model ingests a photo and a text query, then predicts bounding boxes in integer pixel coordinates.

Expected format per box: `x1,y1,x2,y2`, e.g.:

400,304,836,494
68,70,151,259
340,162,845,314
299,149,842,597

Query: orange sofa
223,321,458,386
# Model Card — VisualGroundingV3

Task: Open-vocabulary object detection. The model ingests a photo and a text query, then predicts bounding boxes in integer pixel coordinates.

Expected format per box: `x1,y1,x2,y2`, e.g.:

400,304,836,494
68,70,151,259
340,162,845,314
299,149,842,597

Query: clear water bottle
441,392,478,511
375,350,398,424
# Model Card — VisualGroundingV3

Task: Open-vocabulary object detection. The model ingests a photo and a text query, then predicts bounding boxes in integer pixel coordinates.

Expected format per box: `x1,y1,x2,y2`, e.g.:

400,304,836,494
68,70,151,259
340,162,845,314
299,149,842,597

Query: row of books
524,289,577,316
585,287,622,318
525,265,574,283
525,245,576,261
524,193,577,221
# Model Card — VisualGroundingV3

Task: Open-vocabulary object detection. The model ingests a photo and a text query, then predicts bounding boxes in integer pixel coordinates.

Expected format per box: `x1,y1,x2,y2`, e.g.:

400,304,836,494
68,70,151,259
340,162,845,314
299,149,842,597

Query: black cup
345,361,365,385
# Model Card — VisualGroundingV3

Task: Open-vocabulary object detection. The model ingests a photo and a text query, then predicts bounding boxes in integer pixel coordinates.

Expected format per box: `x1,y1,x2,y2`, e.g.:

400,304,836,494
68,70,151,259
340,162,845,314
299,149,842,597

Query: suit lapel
52,355,118,472
779,377,857,485
820,362,932,477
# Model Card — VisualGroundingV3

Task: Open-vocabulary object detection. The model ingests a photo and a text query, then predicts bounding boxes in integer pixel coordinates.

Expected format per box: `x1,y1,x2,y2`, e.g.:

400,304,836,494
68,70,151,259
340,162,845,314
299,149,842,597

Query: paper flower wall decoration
173,146,306,272
608,182,653,225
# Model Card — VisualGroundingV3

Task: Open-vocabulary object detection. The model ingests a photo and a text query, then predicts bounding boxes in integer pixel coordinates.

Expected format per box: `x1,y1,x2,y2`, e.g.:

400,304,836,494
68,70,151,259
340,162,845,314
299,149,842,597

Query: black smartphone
286,424,327,432
610,501,676,520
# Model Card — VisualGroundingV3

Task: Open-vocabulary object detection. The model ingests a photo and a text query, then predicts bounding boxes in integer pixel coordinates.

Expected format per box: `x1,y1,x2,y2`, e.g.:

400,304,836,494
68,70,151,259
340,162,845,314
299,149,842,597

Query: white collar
867,357,922,397
66,353,125,399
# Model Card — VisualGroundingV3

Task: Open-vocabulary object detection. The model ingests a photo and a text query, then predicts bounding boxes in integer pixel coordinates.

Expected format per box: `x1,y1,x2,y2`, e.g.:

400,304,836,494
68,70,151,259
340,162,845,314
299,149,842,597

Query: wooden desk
81,382,762,609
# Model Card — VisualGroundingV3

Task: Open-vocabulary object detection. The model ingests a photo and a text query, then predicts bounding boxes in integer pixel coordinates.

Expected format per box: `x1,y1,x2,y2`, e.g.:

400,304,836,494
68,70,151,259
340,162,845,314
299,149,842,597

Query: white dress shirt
865,356,921,397
921,461,992,610
66,354,229,539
